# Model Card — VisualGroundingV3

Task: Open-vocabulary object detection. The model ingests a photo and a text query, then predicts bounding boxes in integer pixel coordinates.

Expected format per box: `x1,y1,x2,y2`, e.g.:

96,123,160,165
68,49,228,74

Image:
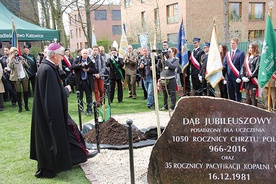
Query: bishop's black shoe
87,150,98,159
35,168,56,178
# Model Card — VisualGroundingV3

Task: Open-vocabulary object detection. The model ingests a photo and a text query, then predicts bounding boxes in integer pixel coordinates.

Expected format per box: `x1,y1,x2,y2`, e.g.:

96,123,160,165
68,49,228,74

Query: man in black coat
70,49,97,115
106,47,124,103
30,43,73,178
22,45,37,96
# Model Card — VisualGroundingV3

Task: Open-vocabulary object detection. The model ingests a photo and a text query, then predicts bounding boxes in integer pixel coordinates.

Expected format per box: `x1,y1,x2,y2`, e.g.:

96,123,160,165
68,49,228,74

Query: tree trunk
223,0,229,42
40,0,50,28
85,0,92,48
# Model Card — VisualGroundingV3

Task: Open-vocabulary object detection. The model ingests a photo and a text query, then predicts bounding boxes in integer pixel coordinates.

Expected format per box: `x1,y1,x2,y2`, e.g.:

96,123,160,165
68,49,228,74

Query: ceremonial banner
176,20,188,71
92,24,97,46
258,14,276,88
138,33,148,48
119,23,128,58
206,26,223,88
11,20,21,56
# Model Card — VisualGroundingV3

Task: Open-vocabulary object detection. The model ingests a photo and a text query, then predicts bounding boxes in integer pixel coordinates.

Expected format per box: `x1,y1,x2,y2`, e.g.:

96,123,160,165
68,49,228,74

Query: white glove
65,67,70,72
223,80,227,84
242,77,249,82
236,78,241,83
198,75,202,82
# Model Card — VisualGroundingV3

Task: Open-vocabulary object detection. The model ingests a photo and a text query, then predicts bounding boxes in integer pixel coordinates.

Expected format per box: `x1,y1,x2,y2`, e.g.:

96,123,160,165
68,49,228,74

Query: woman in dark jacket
240,41,260,106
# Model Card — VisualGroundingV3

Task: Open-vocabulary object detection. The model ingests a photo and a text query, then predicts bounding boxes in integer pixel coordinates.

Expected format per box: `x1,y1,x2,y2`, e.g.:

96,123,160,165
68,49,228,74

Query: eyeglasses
56,53,64,57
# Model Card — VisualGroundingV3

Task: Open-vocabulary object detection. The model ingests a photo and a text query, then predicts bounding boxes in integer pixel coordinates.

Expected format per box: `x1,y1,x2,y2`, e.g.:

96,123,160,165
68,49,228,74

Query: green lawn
0,86,163,183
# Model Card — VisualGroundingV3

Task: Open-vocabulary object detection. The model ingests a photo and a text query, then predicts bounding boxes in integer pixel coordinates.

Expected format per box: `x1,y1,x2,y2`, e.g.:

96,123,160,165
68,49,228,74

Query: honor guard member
190,38,204,96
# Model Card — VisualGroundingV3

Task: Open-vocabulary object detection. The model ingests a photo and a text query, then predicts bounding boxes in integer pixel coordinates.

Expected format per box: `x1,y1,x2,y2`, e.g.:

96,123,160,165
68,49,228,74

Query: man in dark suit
22,45,37,97
70,49,98,115
190,38,204,96
223,37,245,102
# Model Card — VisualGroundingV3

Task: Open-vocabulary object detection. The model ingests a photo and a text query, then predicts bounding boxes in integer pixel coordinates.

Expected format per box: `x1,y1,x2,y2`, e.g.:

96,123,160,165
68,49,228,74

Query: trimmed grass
0,86,164,183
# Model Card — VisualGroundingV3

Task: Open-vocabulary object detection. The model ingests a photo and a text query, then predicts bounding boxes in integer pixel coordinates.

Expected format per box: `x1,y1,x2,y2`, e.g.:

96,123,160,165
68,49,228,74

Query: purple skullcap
48,43,61,51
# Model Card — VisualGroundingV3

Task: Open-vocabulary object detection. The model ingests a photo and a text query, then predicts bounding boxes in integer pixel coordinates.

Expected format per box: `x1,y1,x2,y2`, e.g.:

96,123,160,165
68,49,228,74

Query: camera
38,52,44,57
139,57,147,66
162,49,169,58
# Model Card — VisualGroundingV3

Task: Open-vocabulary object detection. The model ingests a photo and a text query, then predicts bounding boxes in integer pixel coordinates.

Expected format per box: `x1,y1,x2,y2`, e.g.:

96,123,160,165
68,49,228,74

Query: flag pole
267,5,273,111
151,28,161,138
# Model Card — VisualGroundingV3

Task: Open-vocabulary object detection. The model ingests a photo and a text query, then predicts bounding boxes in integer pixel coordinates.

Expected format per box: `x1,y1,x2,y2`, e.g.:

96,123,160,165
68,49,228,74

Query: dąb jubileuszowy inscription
147,97,276,184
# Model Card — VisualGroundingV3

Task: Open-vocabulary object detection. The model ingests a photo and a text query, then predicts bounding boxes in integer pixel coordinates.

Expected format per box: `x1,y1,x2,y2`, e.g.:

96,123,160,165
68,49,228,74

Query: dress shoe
25,106,30,111
132,95,136,99
87,150,98,159
35,168,56,178
128,95,133,98
160,107,168,111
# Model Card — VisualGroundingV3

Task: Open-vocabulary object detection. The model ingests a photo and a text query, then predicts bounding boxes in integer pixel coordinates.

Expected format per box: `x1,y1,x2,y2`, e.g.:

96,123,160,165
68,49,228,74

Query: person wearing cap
199,42,215,96
106,47,124,103
30,43,97,178
7,47,30,112
22,44,37,97
223,37,245,102
70,49,98,115
190,37,204,96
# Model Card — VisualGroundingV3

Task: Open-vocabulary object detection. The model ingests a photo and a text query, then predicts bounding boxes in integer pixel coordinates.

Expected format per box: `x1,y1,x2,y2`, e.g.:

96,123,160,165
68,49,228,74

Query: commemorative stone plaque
147,97,276,184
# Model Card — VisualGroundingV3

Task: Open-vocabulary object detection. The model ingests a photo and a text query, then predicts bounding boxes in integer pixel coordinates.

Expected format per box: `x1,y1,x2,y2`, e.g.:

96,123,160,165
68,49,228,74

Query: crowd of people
0,37,275,113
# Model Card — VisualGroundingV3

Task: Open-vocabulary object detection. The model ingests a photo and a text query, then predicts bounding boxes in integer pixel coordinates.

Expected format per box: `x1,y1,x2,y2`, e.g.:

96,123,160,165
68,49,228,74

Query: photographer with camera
22,45,37,97
106,47,124,103
124,45,138,99
157,47,179,112
7,47,30,112
138,46,154,109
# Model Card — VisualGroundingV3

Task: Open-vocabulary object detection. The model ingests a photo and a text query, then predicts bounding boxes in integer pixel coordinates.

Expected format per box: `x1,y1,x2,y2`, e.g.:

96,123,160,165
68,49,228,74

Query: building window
112,25,122,35
112,10,121,20
94,10,107,20
125,0,132,7
80,42,83,49
76,28,78,38
154,8,159,26
167,3,178,24
167,33,178,44
85,42,88,48
69,17,72,25
248,30,264,41
70,30,73,39
229,2,241,22
77,43,79,50
79,28,81,38
141,11,146,31
249,3,265,20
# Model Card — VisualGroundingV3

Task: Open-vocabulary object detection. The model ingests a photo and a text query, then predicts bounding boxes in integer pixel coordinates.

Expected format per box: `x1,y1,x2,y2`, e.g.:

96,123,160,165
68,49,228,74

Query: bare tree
223,0,229,42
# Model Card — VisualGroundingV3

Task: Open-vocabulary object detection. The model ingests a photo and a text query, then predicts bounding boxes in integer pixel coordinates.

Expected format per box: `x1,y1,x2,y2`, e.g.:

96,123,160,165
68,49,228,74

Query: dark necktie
231,51,235,60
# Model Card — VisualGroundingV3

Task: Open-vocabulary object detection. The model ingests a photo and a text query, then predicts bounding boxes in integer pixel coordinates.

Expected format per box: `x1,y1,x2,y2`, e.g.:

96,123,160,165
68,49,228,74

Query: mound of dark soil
83,118,147,145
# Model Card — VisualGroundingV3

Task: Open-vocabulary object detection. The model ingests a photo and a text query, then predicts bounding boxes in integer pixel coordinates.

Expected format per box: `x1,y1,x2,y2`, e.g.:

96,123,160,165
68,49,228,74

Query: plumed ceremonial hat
9,47,18,54
48,43,61,51
203,42,210,47
23,44,29,49
193,37,201,42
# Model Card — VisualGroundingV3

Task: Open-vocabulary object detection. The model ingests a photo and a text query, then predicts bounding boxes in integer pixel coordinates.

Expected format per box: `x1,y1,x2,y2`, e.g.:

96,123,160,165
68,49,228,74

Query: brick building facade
121,0,276,45
69,4,122,52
